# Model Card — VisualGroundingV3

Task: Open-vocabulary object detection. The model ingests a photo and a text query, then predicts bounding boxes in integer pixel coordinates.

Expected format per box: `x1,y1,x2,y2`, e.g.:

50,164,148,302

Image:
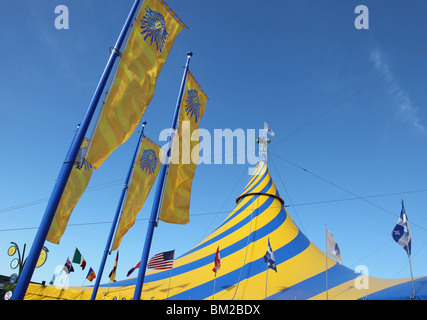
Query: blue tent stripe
242,165,267,193
266,263,359,300
146,205,287,283
214,175,273,231
108,206,289,288
242,163,266,194
363,276,427,300
181,193,275,259
169,229,310,300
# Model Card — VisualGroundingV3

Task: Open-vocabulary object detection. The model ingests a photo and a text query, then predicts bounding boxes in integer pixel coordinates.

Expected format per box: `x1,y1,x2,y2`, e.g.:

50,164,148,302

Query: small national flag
72,248,86,270
147,250,175,270
127,261,141,277
63,257,74,274
264,238,277,272
86,267,96,282
264,122,275,136
326,227,342,264
392,200,411,255
212,247,221,275
109,251,119,282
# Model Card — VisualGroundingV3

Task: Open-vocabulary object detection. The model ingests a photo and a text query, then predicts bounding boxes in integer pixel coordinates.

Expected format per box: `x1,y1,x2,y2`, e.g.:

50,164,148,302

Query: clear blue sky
1,0,426,288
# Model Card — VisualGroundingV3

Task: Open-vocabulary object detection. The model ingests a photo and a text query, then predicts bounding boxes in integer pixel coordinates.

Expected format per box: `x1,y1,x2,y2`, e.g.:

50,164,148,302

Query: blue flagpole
12,0,143,300
133,52,193,300
91,121,147,300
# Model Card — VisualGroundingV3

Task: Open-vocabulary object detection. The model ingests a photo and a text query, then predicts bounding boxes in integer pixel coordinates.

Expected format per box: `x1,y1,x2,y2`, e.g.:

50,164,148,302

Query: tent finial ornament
257,122,274,163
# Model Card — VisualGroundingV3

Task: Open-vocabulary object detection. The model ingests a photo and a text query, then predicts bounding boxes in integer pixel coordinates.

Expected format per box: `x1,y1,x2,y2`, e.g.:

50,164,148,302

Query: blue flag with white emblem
264,238,277,272
392,200,411,255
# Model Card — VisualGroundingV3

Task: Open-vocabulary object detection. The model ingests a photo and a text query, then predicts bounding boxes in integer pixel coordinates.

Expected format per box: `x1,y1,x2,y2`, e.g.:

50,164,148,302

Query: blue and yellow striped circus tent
25,161,427,300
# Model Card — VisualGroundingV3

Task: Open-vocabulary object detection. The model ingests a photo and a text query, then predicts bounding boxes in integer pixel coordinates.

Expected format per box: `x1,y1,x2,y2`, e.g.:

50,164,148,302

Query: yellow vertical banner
85,0,185,169
159,71,207,224
46,139,94,244
112,136,161,250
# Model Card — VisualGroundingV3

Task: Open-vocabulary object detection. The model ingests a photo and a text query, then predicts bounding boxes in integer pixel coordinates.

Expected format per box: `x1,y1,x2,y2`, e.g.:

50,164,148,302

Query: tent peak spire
257,122,274,163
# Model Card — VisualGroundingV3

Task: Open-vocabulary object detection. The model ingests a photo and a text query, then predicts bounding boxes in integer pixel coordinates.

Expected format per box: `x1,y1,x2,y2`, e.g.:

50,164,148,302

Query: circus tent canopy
25,161,427,300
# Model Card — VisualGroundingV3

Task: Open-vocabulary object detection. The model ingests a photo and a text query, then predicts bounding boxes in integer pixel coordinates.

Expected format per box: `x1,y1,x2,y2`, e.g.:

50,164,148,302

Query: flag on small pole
63,257,74,274
325,225,342,300
109,252,119,283
86,267,96,282
127,261,141,277
263,238,277,299
264,238,277,272
264,122,275,137
212,246,221,275
392,200,416,299
392,200,411,255
147,250,175,270
325,227,342,265
212,246,221,300
147,250,175,299
72,248,86,270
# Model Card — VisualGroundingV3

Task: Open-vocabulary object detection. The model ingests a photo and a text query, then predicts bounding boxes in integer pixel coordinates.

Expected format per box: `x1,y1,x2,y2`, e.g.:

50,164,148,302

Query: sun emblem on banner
139,149,159,175
140,6,169,53
185,89,201,123
75,146,92,171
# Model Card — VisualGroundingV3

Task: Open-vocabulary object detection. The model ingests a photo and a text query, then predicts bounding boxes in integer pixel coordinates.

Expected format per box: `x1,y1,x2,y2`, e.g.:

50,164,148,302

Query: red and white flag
212,246,221,275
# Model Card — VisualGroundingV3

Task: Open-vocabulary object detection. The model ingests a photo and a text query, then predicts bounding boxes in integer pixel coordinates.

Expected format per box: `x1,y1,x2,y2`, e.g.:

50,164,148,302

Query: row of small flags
51,200,411,286
51,248,97,284
53,242,275,287
211,200,410,278
52,248,177,285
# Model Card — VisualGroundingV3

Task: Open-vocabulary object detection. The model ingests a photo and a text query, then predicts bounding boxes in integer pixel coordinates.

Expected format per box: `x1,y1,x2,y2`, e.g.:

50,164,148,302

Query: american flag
147,250,175,270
